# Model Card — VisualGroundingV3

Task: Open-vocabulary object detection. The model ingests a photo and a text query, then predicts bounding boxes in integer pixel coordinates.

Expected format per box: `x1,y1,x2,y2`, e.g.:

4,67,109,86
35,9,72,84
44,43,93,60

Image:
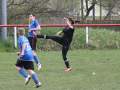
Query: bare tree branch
84,0,97,20
104,0,118,20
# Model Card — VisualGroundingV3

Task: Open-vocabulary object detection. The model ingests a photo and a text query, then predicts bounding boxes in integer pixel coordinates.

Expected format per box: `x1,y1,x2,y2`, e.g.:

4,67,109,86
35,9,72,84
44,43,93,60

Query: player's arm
29,25,41,31
36,24,41,34
36,24,41,30
64,17,73,29
17,42,22,56
33,20,41,35
20,43,26,57
56,30,63,36
34,20,41,30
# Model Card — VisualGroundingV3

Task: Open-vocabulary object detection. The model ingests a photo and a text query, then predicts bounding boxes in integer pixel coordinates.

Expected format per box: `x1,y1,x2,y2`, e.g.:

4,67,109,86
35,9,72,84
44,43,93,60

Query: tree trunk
93,0,95,21
104,0,118,20
81,0,84,20
0,0,2,35
99,0,102,20
105,3,112,20
84,0,96,20
1,0,7,40
85,0,88,10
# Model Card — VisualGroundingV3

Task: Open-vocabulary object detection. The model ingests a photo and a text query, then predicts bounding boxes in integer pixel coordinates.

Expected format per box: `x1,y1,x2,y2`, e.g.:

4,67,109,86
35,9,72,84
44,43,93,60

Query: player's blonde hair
18,28,25,35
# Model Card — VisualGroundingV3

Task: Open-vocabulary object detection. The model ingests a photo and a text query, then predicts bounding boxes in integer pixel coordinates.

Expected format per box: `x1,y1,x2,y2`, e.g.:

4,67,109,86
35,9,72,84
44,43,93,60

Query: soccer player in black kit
37,17,74,72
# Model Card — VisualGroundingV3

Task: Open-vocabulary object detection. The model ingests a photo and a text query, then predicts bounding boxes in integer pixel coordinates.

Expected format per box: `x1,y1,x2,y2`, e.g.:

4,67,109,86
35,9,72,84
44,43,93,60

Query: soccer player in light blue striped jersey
28,14,42,71
15,28,41,88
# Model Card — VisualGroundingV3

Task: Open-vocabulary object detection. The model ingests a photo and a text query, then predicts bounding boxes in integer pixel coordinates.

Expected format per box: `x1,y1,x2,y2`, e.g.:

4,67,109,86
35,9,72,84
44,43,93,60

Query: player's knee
62,55,67,60
64,59,69,62
16,66,21,71
27,69,35,75
32,51,37,56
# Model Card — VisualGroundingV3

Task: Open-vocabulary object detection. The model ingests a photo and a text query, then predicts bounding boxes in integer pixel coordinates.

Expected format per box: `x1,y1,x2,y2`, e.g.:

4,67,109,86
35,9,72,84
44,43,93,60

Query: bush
89,27,120,49
0,39,16,52
37,27,120,50
1,27,120,52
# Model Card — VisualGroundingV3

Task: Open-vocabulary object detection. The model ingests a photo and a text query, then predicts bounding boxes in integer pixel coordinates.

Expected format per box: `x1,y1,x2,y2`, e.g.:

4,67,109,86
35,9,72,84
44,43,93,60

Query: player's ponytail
68,17,74,25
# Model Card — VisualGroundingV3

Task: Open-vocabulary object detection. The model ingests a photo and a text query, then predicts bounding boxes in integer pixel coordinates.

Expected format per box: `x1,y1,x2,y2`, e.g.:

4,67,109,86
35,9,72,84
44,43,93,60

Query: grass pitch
0,49,120,90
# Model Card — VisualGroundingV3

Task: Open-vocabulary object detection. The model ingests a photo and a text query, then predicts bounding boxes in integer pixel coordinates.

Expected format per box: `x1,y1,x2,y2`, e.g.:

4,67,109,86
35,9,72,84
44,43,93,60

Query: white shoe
37,63,42,71
25,75,31,85
64,67,72,72
35,82,42,88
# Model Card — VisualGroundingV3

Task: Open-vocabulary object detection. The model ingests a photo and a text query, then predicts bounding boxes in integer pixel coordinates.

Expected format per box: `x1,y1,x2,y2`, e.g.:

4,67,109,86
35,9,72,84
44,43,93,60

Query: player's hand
32,31,37,36
18,54,24,60
17,52,20,56
64,17,67,20
56,31,63,36
36,30,41,35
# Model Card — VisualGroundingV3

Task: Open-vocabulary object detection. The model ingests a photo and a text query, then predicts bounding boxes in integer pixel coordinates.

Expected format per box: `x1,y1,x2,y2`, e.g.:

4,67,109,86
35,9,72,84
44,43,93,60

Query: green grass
0,50,120,90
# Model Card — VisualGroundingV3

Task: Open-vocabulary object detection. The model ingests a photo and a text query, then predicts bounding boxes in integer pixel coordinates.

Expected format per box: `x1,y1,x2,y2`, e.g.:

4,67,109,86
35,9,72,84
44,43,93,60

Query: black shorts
15,59,34,70
28,37,37,50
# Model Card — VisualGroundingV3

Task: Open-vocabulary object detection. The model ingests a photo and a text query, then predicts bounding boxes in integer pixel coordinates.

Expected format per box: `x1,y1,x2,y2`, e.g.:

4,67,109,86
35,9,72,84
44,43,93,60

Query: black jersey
62,27,74,42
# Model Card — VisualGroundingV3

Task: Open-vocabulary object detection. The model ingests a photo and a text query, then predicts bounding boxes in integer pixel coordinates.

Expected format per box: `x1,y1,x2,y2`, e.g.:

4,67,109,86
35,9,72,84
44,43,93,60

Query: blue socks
34,55,41,64
18,68,40,85
19,68,28,78
32,73,40,84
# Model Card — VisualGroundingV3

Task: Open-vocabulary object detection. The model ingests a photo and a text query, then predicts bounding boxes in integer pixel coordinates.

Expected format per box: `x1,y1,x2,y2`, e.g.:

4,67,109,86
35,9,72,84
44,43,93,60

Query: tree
7,0,120,23
7,0,80,24
8,0,50,21
0,0,2,37
92,0,96,20
47,0,79,17
99,0,102,20
0,0,7,40
104,0,118,20
97,0,120,20
84,0,97,20
81,0,84,20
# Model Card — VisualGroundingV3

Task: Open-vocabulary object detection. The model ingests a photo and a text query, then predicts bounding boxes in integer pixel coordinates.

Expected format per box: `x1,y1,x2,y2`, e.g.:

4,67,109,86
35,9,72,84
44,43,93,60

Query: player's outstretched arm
56,31,63,36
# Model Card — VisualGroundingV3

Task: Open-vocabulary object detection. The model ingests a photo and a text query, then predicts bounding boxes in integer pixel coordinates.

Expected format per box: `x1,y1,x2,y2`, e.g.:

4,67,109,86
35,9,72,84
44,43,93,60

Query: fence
0,24,120,49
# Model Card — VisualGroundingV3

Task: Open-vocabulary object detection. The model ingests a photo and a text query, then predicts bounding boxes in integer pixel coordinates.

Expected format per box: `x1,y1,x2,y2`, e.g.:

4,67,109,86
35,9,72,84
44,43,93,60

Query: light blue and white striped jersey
18,35,34,61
